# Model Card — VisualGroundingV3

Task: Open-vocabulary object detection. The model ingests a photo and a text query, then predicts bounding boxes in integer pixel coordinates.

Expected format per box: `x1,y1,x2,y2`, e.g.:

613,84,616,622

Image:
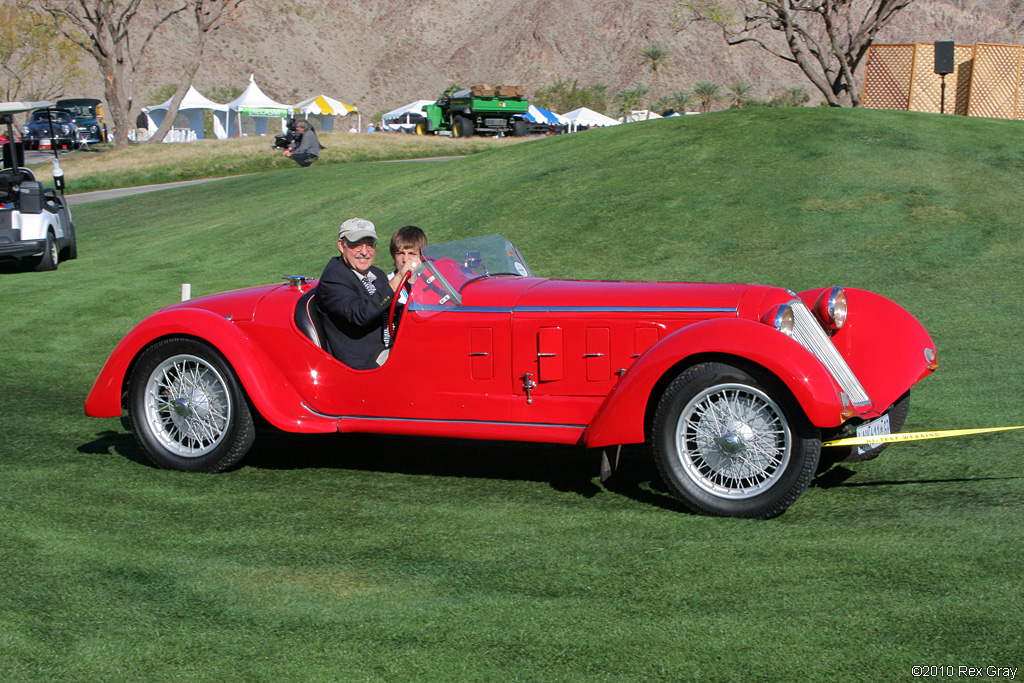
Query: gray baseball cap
338,217,378,244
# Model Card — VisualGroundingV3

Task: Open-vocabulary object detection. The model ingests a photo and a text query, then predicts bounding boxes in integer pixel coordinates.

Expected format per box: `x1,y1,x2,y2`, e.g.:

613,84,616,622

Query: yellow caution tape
822,425,1024,448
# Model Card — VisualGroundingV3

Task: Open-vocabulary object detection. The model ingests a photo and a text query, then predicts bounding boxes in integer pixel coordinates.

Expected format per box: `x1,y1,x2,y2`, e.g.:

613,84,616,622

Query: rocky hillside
60,0,1023,117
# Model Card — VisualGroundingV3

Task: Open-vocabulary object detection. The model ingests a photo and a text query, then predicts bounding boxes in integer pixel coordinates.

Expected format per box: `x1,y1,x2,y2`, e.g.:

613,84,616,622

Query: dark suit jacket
317,257,395,370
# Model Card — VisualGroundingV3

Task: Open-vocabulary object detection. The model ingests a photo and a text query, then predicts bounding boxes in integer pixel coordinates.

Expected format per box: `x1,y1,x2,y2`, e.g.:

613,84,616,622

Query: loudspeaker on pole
934,41,955,75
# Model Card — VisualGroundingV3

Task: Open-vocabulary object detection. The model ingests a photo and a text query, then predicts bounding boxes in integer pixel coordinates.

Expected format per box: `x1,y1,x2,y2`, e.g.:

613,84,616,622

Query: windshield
408,235,532,309
30,111,72,123
61,105,94,117
420,234,532,291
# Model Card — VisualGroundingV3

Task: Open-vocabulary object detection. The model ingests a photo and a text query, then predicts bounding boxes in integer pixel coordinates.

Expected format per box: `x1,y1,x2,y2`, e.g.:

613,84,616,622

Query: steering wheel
387,270,411,342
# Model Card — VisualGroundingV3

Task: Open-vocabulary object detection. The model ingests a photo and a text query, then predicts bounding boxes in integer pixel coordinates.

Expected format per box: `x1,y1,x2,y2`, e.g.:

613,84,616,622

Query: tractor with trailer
413,85,546,137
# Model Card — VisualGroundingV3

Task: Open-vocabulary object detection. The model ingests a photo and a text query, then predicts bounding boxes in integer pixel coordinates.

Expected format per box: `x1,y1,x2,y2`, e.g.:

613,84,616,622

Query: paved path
65,157,460,205
65,177,242,205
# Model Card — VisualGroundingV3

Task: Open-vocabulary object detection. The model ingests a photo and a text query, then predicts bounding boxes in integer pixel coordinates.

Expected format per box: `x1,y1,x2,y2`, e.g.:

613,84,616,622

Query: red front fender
583,318,846,449
85,308,338,433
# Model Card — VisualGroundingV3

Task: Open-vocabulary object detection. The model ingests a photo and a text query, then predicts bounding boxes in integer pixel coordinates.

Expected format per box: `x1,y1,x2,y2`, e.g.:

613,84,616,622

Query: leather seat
294,287,332,355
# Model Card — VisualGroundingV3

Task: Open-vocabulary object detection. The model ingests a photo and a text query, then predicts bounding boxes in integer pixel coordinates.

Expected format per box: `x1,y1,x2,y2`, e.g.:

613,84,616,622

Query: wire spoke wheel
145,354,231,457
653,362,820,518
676,384,790,498
129,337,255,472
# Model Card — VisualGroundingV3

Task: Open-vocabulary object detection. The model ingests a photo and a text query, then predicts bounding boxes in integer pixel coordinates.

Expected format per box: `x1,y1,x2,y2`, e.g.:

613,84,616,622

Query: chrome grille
791,301,870,406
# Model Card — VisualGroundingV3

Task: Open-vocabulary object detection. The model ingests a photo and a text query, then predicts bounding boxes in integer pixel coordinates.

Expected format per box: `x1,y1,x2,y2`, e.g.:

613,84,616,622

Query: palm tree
783,87,811,107
641,43,671,119
726,81,755,109
670,90,695,113
693,81,722,113
616,86,649,118
654,95,675,115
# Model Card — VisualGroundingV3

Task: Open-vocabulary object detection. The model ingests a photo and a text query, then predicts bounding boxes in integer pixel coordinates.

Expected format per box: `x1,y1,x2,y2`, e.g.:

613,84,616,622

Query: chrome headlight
813,287,847,332
762,303,795,338
21,125,29,134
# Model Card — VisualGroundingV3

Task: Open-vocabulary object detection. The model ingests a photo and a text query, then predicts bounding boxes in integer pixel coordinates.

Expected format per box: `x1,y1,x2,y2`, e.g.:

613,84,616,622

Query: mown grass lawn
2,108,1022,682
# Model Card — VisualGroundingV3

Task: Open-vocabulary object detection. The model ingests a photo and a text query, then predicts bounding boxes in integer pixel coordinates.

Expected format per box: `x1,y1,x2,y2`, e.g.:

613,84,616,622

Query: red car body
86,235,936,517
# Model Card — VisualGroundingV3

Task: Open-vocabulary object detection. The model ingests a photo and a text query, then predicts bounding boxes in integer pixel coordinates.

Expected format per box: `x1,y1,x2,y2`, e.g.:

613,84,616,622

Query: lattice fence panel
862,44,914,110
967,43,1023,120
907,43,974,115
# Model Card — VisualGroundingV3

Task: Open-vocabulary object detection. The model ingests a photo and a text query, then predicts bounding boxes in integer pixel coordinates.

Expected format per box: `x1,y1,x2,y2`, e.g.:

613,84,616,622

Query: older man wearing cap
317,218,419,369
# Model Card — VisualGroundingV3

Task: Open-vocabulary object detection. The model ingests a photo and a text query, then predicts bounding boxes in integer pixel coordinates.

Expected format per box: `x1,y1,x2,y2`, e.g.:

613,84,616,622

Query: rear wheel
128,337,255,472
512,120,528,137
453,115,474,137
34,232,59,271
652,361,821,518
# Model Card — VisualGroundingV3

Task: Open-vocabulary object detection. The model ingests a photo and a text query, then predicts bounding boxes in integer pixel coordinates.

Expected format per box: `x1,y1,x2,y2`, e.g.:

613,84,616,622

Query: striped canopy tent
292,94,358,132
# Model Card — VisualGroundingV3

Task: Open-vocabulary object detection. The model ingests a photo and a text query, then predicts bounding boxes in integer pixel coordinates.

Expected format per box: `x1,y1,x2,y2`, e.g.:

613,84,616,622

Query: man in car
317,218,418,369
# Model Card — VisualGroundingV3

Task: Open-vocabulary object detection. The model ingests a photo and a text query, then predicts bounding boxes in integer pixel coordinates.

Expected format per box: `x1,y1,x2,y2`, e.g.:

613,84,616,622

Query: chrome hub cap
675,383,791,499
144,354,231,457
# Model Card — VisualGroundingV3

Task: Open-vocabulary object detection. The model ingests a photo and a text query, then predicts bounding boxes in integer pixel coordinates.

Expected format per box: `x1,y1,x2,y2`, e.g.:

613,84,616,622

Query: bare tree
1,0,83,101
147,0,245,144
677,0,917,107
27,0,188,147
1009,0,1024,45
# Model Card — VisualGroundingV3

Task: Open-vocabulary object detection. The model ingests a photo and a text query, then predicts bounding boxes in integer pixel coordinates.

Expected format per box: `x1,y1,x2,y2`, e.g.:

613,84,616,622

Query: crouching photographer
280,119,319,167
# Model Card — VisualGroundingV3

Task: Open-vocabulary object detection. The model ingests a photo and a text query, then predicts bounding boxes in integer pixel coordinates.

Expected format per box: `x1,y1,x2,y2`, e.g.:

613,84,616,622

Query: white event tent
144,85,229,141
562,107,620,131
292,94,358,132
227,75,291,138
381,100,434,130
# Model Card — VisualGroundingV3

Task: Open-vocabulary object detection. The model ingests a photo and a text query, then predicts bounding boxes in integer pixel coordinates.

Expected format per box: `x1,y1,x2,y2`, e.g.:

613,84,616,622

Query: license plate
856,413,891,455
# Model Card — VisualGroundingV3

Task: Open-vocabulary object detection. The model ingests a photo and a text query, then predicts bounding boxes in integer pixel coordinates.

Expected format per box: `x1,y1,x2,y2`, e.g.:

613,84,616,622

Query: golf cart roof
0,101,55,116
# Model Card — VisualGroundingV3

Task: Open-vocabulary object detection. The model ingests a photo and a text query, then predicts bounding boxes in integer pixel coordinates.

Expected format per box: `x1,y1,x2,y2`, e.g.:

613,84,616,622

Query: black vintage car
56,98,107,144
20,108,77,150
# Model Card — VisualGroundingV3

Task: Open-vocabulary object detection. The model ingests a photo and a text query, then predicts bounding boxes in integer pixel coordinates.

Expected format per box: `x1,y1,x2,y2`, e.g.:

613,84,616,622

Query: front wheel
415,121,431,136
128,337,255,472
652,362,821,518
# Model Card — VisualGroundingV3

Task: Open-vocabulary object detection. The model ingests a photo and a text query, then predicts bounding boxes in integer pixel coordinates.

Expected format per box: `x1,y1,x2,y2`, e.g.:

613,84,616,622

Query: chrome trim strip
514,305,737,313
790,300,871,406
408,303,510,313
300,403,587,430
408,303,738,314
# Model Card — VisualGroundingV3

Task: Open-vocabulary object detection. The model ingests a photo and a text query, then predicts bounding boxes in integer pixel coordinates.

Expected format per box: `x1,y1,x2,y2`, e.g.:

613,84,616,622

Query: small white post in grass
182,283,191,301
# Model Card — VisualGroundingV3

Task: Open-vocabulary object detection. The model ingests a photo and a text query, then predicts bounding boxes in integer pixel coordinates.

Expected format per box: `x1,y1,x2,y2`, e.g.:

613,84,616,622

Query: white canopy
144,85,228,140
227,75,290,137
562,107,620,129
383,100,434,125
619,110,663,123
292,94,357,132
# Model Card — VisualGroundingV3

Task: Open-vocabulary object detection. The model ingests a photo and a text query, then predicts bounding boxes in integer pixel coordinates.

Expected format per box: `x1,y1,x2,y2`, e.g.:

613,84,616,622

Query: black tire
67,223,78,260
652,361,821,519
452,115,474,138
128,337,255,472
838,391,911,463
34,232,59,271
512,120,528,137
415,121,431,136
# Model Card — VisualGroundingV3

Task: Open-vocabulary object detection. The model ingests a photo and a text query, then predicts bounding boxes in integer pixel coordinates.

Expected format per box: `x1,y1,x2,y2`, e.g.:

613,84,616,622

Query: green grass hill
2,107,1021,682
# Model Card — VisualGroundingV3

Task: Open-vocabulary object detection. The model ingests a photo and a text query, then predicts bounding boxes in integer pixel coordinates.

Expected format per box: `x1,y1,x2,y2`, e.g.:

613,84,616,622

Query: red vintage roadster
86,235,937,518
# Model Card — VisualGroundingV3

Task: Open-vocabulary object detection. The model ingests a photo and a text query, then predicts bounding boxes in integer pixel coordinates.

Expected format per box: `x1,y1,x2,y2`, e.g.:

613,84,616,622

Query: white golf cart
1,100,76,271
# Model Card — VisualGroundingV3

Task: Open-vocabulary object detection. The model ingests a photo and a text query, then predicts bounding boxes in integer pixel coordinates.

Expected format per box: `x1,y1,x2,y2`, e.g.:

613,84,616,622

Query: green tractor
414,85,540,137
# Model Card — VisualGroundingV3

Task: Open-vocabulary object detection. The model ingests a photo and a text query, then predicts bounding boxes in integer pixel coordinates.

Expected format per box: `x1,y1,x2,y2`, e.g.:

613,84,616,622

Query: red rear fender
84,308,337,433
